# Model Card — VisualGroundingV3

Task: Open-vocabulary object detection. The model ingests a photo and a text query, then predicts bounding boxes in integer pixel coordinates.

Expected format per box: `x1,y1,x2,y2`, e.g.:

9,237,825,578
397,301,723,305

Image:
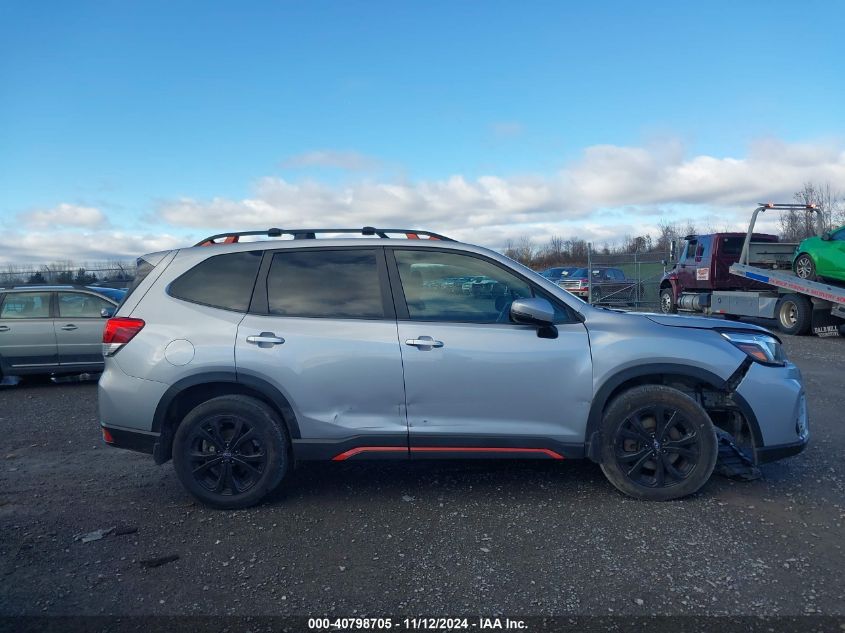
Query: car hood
644,313,772,334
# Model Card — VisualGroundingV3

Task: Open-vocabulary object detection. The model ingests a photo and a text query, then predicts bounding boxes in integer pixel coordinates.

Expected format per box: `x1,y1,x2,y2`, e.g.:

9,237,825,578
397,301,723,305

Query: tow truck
659,203,845,336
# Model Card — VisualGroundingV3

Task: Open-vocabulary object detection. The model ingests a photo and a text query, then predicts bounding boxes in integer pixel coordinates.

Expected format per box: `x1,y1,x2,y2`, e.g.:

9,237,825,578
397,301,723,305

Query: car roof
0,285,120,295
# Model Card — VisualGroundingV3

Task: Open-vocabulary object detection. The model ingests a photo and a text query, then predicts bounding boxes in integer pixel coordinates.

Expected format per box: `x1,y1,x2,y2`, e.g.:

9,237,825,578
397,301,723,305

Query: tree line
505,182,843,268
2,183,842,279
1,260,136,286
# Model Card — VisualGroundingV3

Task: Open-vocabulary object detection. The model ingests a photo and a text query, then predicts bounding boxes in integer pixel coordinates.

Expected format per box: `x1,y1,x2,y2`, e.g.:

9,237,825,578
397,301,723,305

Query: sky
1,0,844,264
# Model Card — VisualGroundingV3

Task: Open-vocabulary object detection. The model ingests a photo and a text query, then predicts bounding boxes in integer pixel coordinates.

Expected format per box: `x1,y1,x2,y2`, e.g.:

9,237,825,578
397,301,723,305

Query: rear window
169,251,263,312
720,237,744,256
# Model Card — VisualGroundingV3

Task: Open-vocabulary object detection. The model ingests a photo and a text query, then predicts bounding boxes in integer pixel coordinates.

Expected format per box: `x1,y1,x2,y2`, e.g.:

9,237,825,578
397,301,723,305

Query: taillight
102,317,145,356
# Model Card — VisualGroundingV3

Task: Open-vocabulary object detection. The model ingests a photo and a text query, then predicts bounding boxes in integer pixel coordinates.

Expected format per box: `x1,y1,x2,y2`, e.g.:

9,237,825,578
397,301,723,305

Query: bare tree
785,182,844,238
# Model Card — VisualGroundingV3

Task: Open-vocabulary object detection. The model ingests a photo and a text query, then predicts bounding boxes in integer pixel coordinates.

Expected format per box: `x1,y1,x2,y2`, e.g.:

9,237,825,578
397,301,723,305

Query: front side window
393,250,535,323
58,292,112,318
0,292,51,319
169,251,263,312
266,249,384,319
831,227,845,241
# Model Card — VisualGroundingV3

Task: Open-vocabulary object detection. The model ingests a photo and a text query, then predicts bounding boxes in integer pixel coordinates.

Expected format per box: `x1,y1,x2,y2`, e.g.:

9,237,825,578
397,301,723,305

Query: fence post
587,242,592,304
635,251,641,307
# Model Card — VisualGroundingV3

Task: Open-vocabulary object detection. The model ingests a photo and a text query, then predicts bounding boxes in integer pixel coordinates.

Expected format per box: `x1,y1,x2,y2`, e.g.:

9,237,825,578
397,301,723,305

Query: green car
793,225,845,282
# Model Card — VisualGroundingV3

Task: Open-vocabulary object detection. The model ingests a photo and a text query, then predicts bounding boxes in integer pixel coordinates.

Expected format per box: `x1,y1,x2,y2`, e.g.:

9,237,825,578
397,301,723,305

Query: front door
388,248,593,458
0,291,58,372
235,247,407,457
817,226,845,277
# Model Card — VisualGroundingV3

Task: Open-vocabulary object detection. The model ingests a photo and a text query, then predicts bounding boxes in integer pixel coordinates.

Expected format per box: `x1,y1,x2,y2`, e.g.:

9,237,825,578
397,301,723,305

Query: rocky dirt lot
0,334,843,621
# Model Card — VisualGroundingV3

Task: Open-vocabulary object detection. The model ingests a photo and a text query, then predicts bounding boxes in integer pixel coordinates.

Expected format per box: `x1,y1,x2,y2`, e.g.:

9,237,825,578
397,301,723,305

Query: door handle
60,324,78,331
246,332,285,347
0,326,9,332
405,337,444,349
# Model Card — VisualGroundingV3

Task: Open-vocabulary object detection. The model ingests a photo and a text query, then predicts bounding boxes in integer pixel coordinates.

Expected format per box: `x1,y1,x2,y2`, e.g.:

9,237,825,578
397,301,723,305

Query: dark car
539,267,577,283
558,267,638,304
87,286,127,304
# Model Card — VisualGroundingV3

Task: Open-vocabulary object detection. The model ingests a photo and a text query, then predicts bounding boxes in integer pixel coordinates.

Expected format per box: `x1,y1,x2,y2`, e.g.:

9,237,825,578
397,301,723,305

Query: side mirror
510,298,555,327
101,307,115,318
821,231,831,241
669,240,677,262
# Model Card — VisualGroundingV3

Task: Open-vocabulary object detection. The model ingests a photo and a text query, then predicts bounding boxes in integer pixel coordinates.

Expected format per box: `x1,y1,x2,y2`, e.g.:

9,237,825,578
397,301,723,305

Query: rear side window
720,236,744,256
58,292,112,318
266,249,384,319
0,292,51,319
169,251,262,312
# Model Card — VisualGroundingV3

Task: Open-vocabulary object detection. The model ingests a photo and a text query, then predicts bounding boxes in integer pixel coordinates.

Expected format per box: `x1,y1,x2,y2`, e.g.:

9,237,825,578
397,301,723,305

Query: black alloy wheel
614,405,700,488
173,395,289,509
599,385,718,500
186,414,266,496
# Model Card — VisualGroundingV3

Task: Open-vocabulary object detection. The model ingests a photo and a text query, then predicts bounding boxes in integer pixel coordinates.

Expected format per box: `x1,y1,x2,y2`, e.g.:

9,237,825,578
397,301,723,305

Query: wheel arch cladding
584,363,762,462
151,371,301,464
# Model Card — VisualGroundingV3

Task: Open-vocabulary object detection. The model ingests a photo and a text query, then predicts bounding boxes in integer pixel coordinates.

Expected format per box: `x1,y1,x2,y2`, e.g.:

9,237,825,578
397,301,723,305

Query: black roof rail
194,227,454,247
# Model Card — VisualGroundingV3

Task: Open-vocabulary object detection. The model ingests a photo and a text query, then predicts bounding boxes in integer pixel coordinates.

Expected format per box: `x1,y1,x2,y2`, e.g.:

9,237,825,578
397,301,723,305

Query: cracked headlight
720,330,786,367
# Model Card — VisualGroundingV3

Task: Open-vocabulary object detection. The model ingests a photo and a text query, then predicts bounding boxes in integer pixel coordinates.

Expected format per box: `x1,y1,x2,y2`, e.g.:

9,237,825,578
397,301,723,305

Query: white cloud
5,138,843,264
18,203,108,229
157,138,845,249
281,149,380,171
0,230,183,265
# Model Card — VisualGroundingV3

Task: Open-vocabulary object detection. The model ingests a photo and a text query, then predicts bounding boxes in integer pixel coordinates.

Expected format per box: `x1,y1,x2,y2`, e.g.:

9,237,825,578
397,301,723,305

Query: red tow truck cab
659,233,780,312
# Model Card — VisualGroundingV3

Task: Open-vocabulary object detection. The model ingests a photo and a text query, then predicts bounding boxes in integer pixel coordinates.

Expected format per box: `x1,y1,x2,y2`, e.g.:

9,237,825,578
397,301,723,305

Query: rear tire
173,395,289,509
659,287,677,314
599,385,718,501
793,254,816,280
775,293,812,336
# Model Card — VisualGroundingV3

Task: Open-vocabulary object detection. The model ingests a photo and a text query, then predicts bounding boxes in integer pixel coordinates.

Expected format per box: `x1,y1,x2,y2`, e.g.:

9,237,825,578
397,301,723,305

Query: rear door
0,291,58,372
54,291,115,366
235,247,407,455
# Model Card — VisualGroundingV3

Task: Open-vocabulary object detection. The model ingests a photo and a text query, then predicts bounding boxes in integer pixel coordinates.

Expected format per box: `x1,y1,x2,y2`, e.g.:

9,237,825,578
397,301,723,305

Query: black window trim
385,246,580,325
248,245,395,321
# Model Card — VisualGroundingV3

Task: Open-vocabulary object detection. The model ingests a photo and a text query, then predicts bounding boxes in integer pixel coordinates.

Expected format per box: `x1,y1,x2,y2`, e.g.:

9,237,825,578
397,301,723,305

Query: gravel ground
0,334,843,619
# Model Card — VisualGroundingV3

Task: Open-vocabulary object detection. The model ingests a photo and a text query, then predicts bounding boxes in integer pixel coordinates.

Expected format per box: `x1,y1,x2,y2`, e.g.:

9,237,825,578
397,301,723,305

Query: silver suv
98,228,809,508
0,285,119,380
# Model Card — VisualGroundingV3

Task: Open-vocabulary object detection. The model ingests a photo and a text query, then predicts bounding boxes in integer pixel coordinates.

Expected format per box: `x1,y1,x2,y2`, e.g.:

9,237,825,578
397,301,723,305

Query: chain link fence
582,249,671,311
0,266,135,288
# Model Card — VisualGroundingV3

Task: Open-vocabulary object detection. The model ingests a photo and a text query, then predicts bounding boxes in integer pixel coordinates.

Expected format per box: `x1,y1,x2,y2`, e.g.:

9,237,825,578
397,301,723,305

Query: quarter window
169,251,263,312
266,249,384,319
58,292,112,318
0,292,51,319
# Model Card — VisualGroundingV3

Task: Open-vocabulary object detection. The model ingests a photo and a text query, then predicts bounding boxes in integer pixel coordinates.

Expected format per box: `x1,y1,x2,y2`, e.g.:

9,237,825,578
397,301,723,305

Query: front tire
793,254,816,280
659,287,677,314
173,395,289,509
599,385,718,501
